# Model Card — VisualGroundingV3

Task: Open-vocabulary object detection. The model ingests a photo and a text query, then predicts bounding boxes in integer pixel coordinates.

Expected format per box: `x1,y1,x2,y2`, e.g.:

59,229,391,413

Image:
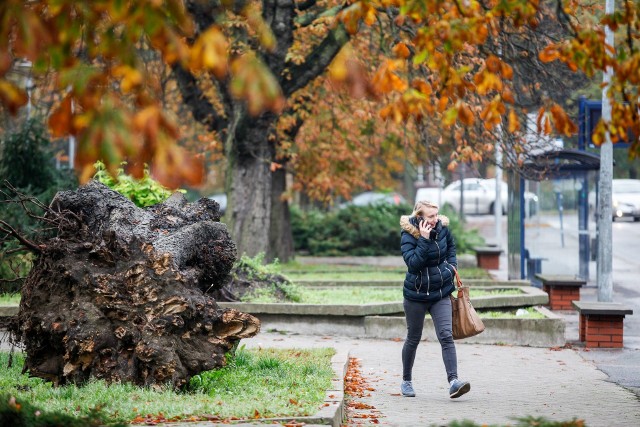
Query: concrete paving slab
243,331,640,427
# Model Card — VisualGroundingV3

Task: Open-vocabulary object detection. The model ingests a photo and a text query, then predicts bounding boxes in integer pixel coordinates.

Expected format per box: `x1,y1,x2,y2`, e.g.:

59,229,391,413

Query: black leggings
402,297,458,382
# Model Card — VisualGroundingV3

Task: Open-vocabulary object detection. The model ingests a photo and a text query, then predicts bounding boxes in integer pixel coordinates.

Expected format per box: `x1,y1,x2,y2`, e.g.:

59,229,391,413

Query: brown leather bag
450,268,485,340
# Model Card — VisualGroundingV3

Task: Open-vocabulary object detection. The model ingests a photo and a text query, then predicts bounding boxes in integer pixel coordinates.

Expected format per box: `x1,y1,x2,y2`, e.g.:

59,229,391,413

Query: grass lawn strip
244,287,521,304
0,347,335,423
282,266,490,281
0,293,20,306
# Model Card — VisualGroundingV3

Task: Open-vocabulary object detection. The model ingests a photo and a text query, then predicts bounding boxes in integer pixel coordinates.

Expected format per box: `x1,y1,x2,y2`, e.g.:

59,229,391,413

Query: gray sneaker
401,380,416,397
449,379,470,398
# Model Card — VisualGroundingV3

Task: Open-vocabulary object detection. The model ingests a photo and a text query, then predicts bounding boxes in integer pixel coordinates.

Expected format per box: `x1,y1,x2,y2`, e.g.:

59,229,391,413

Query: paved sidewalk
245,331,640,426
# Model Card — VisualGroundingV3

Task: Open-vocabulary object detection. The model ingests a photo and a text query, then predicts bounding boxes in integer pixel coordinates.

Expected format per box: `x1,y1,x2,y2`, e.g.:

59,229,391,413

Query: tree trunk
226,114,294,263
13,181,259,388
269,167,294,262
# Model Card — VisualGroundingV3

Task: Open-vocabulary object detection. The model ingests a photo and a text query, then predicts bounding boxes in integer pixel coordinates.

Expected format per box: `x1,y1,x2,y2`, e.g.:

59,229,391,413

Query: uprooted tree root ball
10,181,259,388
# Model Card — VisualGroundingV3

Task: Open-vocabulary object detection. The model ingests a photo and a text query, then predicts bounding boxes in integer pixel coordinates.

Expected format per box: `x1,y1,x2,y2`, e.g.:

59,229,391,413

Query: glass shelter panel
521,172,598,282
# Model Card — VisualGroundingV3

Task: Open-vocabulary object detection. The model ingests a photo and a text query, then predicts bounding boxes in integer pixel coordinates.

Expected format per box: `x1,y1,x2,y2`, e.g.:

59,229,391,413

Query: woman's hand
418,219,433,239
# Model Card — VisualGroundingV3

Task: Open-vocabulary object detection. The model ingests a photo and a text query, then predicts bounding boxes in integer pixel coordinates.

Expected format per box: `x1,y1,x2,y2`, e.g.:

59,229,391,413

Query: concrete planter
2,287,558,348
0,305,18,317
365,307,565,347
220,285,549,314
218,288,561,347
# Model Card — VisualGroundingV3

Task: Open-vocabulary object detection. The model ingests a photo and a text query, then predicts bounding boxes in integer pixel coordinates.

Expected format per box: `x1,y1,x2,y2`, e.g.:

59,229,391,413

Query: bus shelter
507,150,601,282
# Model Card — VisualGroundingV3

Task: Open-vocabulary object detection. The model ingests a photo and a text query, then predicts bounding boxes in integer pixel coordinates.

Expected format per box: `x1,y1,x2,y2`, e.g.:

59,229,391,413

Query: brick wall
476,253,499,270
543,285,581,311
579,314,624,348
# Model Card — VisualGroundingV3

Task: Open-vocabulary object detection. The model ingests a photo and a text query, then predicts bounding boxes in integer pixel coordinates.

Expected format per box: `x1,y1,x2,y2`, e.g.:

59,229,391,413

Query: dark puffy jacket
400,215,458,302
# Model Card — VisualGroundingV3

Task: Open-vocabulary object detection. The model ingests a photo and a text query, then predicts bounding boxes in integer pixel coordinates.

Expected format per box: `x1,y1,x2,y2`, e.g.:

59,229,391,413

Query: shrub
291,203,484,256
0,119,78,292
291,203,411,256
0,119,54,193
93,161,182,207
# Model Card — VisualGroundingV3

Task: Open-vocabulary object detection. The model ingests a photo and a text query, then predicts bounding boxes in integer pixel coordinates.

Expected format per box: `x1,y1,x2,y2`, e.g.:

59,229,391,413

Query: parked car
339,191,407,209
415,178,538,216
589,179,640,221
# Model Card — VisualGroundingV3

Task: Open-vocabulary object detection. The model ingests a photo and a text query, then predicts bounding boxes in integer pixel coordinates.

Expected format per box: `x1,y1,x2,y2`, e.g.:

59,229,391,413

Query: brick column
545,286,581,311
536,275,586,311
584,315,624,348
473,247,502,270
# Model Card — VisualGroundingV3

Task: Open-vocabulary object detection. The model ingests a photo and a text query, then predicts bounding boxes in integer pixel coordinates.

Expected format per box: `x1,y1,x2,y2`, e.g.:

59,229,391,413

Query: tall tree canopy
1,0,637,261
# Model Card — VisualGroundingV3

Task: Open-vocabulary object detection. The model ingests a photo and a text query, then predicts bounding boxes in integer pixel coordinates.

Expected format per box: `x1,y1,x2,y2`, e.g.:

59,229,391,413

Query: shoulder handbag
450,268,485,340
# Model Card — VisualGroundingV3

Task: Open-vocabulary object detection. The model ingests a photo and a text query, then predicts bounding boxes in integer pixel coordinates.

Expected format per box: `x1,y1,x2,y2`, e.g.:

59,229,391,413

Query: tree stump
13,181,259,388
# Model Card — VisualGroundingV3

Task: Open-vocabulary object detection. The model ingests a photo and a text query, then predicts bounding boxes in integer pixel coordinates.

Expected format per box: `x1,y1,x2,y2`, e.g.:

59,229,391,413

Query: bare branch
0,221,42,254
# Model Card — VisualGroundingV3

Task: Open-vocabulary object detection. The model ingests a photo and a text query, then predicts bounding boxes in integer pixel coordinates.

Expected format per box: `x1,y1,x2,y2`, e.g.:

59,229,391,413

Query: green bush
0,119,78,292
291,203,484,256
291,203,411,256
93,161,183,207
0,119,54,193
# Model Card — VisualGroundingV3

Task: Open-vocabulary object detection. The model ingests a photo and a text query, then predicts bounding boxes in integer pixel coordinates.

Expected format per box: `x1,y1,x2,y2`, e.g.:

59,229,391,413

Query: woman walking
399,200,470,398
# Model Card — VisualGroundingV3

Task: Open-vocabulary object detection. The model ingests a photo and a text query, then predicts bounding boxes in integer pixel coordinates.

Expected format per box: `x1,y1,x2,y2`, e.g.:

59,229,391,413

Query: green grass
0,347,335,423
288,271,405,281
0,293,20,305
283,267,490,282
479,307,546,319
281,260,405,273
244,287,521,304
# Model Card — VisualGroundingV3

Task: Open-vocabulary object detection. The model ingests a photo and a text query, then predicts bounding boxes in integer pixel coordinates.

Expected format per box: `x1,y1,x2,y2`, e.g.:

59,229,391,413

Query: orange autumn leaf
230,53,284,115
412,79,432,96
438,96,449,112
270,162,283,172
539,47,560,63
338,2,364,35
502,88,515,104
0,80,28,115
536,107,545,133
500,62,514,80
189,26,229,79
112,65,143,93
328,45,352,82
152,143,204,188
371,60,407,94
49,95,73,137
393,42,411,59
458,103,475,126
485,55,501,73
508,109,520,133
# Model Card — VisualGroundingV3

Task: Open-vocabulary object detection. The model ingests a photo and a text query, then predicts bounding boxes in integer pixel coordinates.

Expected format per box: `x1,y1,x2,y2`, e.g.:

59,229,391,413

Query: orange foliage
4,0,640,198
0,0,281,187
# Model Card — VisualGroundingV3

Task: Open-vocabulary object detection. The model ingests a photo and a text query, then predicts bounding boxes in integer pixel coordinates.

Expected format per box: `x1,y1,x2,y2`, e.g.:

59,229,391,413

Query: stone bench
572,301,633,348
536,274,586,310
473,246,503,270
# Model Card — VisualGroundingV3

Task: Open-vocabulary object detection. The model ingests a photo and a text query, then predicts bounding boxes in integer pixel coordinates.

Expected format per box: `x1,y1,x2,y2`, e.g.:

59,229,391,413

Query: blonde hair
413,200,439,217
